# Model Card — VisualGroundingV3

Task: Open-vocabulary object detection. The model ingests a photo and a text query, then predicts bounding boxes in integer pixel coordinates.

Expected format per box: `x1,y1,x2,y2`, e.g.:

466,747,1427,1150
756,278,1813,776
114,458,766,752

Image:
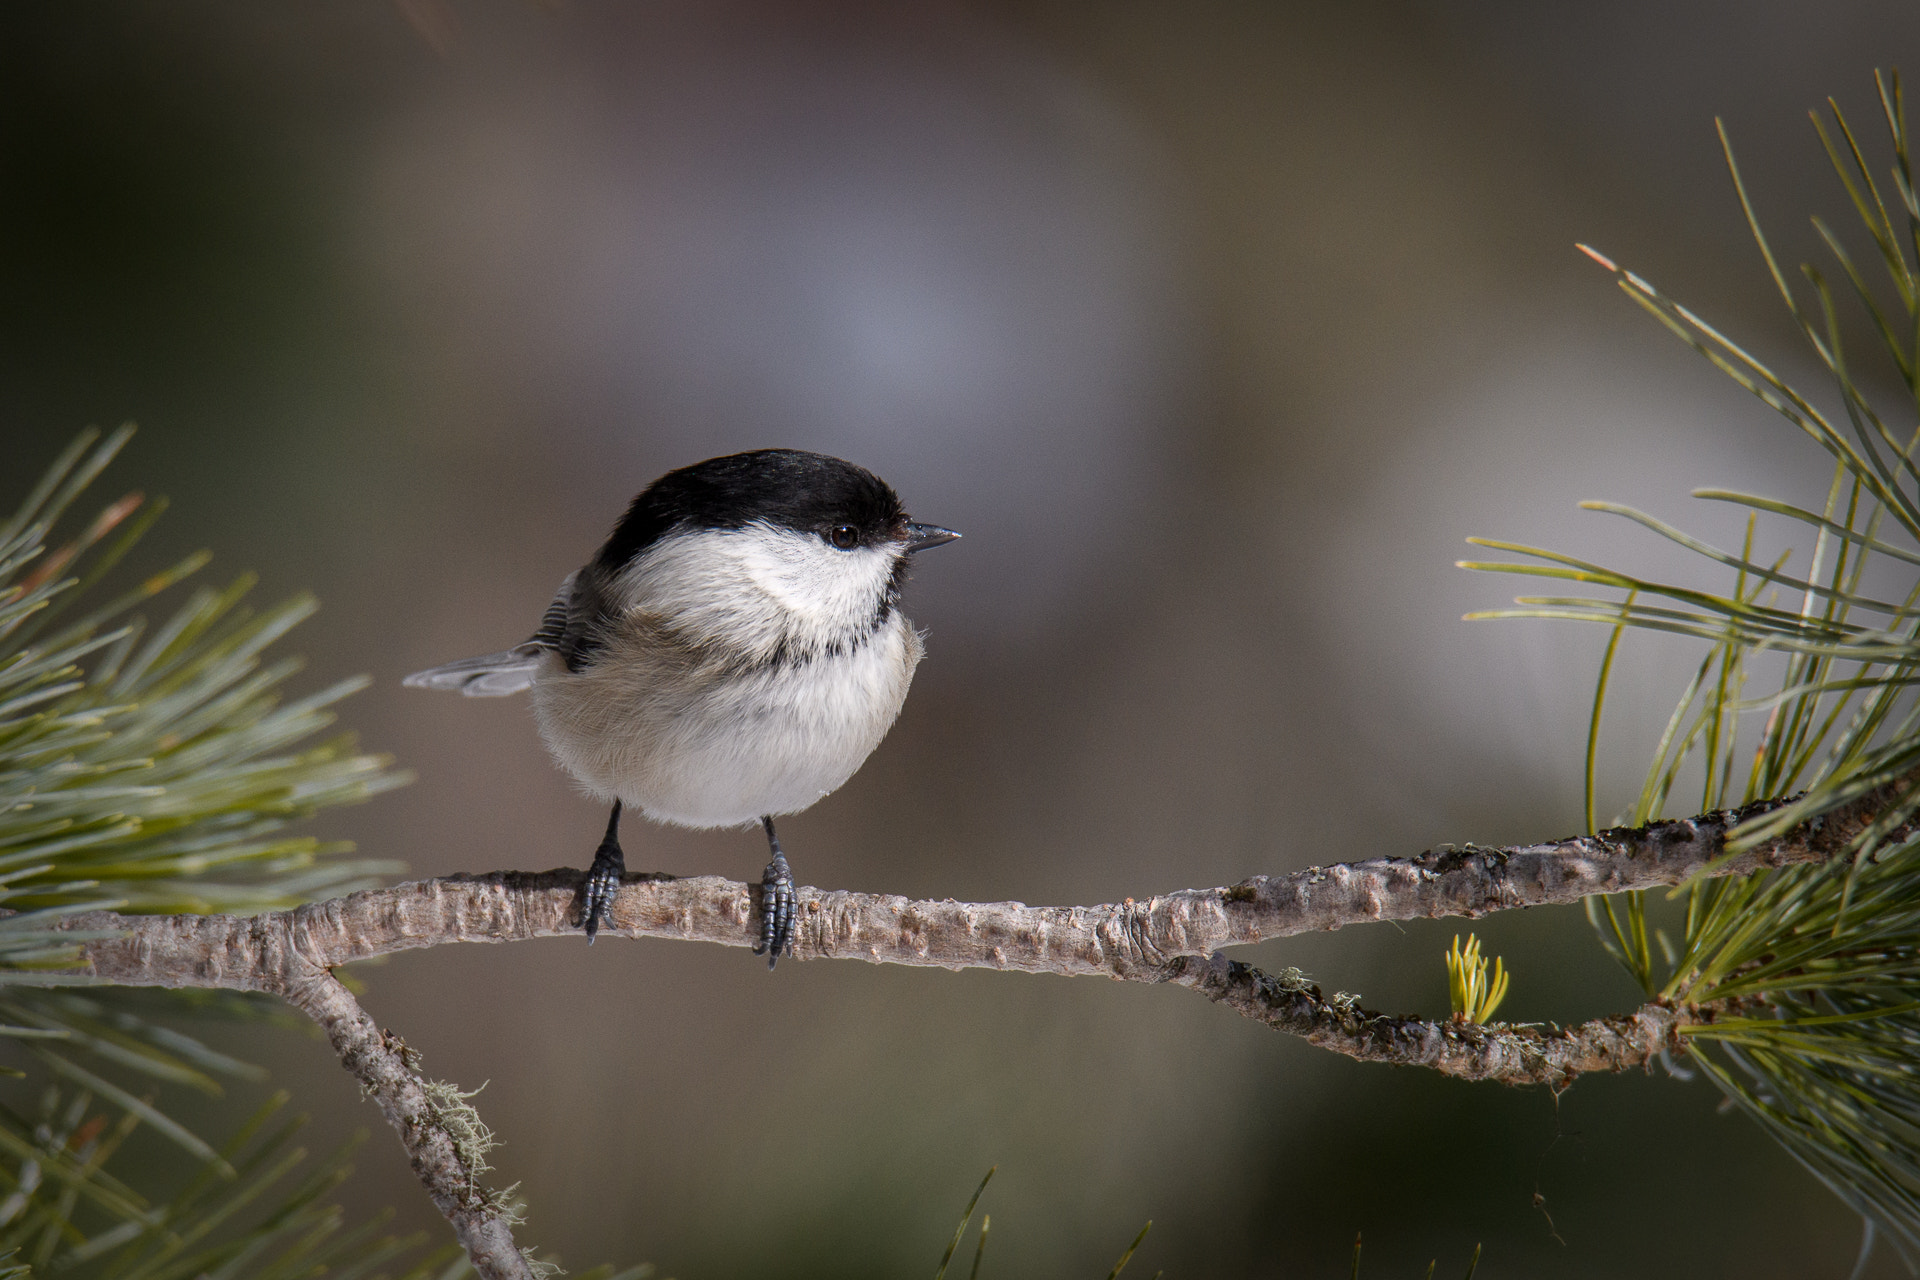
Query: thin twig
1161,953,1713,1086
278,966,534,1280
102,913,535,1279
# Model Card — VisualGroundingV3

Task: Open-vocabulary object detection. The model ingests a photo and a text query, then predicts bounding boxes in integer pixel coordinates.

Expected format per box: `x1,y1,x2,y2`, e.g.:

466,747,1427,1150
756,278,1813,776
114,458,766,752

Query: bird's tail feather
402,646,544,697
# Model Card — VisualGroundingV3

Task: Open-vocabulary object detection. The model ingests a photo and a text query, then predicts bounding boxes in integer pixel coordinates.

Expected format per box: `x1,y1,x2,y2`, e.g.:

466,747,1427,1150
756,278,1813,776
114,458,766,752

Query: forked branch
37,773,1912,1279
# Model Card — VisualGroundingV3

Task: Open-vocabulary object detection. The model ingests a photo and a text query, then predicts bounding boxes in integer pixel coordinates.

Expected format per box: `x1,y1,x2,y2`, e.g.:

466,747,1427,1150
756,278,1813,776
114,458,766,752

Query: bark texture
1159,953,1707,1087
279,968,534,1280
69,778,1893,988
84,910,536,1279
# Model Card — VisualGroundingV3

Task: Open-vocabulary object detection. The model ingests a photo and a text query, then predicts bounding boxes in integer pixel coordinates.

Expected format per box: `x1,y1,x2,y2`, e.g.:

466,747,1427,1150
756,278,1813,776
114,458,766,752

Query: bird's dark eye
829,525,860,550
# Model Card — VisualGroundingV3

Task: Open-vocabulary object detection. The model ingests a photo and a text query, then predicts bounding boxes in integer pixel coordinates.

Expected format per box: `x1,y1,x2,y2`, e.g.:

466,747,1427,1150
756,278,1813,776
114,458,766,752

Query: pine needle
1470,69,1920,1259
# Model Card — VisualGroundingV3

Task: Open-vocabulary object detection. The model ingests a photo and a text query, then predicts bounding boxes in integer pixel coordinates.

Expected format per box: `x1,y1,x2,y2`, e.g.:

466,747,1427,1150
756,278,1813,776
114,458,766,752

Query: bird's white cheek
616,525,898,655
747,541,896,636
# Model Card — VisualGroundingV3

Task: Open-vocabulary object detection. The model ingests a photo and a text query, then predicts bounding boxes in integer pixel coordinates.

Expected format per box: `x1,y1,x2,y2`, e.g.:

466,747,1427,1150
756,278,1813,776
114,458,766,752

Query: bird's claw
581,838,625,944
753,851,796,967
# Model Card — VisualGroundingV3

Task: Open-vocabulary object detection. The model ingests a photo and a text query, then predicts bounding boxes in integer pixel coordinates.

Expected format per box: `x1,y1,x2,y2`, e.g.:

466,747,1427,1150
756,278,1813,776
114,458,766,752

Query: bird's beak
903,523,961,553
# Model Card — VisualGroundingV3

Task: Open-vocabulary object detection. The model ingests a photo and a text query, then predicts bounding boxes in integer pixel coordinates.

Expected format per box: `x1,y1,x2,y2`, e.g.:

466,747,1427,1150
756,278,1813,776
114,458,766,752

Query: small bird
404,449,959,964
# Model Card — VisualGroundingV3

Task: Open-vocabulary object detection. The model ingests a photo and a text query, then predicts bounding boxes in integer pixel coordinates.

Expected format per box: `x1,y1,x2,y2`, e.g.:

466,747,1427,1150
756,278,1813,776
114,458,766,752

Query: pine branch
54,903,537,1279
10,773,1901,1272
1489,73,1920,1257
277,967,535,1280
49,797,1878,990
41,805,1843,990
55,772,1912,1000
1162,952,1720,1086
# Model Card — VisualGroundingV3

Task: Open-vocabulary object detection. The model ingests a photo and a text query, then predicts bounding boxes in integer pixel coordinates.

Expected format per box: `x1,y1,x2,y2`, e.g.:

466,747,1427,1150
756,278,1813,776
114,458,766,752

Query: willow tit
404,449,958,965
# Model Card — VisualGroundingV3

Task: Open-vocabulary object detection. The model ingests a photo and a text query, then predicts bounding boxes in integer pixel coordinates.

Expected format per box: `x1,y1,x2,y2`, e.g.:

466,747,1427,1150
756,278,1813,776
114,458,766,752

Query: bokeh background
5,2,1920,1275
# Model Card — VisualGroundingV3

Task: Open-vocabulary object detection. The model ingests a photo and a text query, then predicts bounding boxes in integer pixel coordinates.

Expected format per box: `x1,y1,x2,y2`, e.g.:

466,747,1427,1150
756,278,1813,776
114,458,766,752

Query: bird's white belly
529,616,921,828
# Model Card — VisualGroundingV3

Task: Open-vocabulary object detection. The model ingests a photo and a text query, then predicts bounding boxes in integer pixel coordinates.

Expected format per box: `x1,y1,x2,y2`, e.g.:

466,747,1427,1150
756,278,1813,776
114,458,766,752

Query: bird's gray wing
527,571,577,653
551,565,616,674
403,572,582,696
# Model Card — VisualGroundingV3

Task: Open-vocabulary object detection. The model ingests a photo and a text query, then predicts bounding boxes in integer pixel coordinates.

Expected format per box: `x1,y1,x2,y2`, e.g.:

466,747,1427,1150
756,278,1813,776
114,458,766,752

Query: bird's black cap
595,449,908,570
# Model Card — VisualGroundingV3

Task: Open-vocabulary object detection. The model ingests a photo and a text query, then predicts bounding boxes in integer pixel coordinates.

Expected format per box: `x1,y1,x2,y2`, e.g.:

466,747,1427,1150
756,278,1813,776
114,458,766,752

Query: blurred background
4,1,1919,1275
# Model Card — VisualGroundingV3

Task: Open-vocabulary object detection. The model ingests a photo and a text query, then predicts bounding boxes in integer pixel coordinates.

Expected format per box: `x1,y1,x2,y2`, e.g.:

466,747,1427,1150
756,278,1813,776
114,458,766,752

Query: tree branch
71,911,538,1280
1160,952,1715,1086
279,966,535,1280
63,779,1895,985
38,774,1910,1275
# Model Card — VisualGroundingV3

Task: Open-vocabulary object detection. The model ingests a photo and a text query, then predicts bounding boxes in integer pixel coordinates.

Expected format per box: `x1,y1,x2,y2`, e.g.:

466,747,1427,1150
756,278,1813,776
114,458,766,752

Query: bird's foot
581,837,626,944
753,850,796,968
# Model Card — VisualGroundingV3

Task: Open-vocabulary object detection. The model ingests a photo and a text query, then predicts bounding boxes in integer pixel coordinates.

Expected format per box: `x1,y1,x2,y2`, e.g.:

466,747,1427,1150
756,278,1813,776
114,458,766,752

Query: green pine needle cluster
0,1079,650,1280
0,1087,459,1280
0,427,427,1273
1444,934,1509,1026
1466,71,1920,1260
0,425,406,923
